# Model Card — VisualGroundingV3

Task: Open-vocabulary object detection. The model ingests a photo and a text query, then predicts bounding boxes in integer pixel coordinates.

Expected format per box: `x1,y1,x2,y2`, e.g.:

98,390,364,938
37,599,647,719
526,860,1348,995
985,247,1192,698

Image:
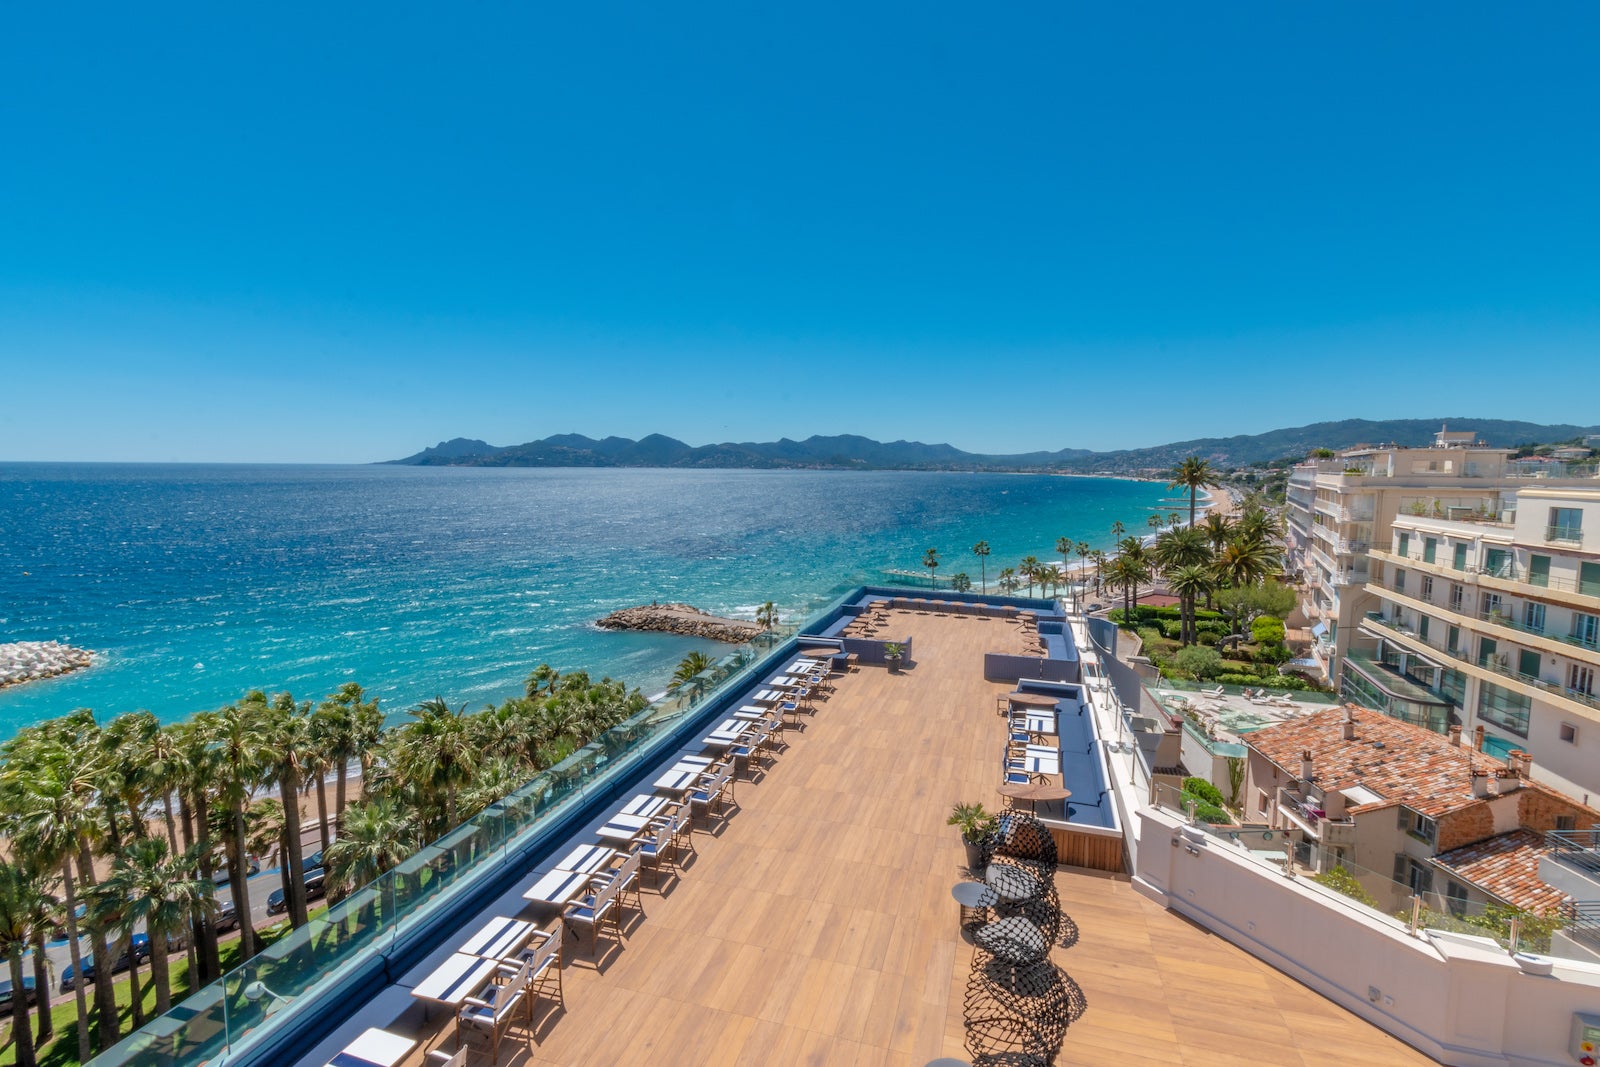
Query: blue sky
2,3,1597,462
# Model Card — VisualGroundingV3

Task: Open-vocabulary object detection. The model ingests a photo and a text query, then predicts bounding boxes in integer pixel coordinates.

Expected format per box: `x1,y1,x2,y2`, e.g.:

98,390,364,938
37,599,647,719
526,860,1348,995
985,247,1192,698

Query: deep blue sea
0,464,1168,735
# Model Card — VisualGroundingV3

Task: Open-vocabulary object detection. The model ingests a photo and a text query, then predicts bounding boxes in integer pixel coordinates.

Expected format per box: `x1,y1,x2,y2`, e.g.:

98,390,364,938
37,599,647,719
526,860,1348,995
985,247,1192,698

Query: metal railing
1546,525,1586,545
1544,829,1600,874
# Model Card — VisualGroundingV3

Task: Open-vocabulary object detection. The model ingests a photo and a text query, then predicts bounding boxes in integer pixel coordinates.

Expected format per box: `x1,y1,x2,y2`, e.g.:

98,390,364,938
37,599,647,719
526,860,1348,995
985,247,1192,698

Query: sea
0,464,1169,736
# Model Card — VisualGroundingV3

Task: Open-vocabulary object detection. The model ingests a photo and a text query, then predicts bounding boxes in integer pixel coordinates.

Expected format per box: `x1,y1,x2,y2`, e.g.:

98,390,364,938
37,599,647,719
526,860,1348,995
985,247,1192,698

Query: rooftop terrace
111,589,1440,1067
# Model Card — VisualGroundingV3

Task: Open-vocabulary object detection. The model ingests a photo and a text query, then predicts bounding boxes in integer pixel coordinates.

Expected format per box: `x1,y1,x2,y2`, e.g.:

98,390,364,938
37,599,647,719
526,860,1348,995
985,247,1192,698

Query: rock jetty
0,640,94,689
597,603,764,644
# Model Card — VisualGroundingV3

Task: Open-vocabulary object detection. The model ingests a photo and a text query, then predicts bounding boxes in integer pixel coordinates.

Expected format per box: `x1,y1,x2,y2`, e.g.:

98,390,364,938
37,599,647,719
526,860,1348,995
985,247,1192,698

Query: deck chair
457,958,529,1062
426,1048,467,1067
514,920,564,1011
637,812,678,888
563,873,620,957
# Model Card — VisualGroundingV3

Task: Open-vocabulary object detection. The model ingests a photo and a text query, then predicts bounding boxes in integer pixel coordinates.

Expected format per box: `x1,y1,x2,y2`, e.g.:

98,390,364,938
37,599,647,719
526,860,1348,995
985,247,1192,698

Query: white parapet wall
1133,806,1600,1067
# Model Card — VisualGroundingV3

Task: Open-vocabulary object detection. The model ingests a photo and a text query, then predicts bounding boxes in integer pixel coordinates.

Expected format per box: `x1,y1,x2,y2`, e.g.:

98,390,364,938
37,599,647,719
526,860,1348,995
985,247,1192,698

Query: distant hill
385,419,1600,473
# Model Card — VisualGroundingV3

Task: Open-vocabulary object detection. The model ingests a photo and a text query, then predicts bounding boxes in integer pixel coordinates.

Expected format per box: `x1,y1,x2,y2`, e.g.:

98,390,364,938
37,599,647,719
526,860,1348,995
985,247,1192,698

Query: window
1570,664,1595,697
1523,601,1545,633
1420,575,1434,602
1528,555,1551,588
1446,880,1469,918
1419,616,1431,641
1557,815,1577,831
1559,722,1578,744
1574,613,1600,650
1548,506,1583,543
1484,548,1511,577
1399,806,1436,845
1398,532,1411,557
1423,538,1438,564
1478,682,1531,736
1447,625,1460,654
1450,583,1464,612
1481,592,1502,619
1582,561,1600,598
1478,636,1498,668
1394,568,1406,594
1453,544,1468,571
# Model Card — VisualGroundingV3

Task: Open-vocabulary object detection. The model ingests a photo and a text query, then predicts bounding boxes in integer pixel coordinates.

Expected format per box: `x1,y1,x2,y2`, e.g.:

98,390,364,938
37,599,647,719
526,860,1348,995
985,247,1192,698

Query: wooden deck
392,607,1436,1066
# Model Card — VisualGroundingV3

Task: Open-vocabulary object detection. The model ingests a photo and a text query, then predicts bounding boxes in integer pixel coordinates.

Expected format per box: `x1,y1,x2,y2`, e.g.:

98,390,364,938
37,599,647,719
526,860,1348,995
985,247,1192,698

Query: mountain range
386,419,1600,474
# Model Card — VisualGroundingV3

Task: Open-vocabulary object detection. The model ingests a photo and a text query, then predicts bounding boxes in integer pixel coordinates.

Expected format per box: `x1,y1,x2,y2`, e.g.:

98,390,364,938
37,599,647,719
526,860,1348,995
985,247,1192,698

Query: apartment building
1243,706,1599,920
1284,428,1598,688
1353,487,1600,800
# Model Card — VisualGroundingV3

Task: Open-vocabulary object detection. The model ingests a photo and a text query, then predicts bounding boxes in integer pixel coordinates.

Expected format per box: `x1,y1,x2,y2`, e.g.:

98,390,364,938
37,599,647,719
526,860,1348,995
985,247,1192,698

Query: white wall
1134,807,1600,1067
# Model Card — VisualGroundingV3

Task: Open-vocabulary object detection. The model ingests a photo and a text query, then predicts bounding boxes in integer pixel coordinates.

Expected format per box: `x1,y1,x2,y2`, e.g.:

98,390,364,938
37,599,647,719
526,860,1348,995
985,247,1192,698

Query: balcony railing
1546,525,1586,545
1364,612,1600,714
1474,605,1600,653
1544,829,1600,874
1277,788,1353,838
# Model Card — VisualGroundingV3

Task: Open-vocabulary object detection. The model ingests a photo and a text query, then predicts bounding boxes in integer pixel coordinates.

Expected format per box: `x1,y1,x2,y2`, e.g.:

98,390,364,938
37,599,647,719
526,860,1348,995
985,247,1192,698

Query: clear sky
3,3,1597,463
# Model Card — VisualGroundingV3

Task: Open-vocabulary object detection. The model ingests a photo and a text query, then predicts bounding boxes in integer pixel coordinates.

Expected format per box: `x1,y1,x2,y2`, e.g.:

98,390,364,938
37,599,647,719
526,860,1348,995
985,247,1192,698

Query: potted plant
948,802,999,871
883,642,904,673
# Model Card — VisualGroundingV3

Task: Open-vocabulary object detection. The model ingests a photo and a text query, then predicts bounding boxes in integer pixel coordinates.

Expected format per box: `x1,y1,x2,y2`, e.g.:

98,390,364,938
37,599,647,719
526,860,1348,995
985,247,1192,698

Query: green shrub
1182,777,1226,807
1185,797,1232,824
1252,616,1286,645
1197,631,1220,646
1196,620,1229,637
1136,626,1165,648
1313,865,1379,907
1255,642,1292,665
1171,645,1225,680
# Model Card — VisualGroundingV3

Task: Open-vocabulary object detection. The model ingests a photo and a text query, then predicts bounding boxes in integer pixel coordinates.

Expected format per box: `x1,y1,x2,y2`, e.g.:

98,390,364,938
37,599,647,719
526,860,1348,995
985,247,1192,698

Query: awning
1311,622,1328,638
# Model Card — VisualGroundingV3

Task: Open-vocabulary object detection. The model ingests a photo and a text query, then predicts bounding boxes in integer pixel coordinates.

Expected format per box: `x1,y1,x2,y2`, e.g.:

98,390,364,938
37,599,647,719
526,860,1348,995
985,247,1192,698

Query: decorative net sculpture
979,811,1057,876
972,895,1061,965
963,954,1074,1064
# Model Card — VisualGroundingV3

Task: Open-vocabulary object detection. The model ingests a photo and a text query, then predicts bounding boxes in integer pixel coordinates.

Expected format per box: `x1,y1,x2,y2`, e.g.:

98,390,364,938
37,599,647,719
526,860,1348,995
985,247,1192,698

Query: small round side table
951,881,999,933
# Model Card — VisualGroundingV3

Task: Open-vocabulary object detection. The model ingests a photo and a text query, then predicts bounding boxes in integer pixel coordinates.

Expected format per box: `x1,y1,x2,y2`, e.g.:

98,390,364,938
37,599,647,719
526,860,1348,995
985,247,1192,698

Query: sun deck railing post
1409,895,1422,935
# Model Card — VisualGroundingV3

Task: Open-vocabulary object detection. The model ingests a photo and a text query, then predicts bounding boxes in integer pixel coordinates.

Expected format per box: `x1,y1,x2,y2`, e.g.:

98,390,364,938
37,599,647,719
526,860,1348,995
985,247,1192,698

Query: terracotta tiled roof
1432,829,1569,914
1245,705,1510,818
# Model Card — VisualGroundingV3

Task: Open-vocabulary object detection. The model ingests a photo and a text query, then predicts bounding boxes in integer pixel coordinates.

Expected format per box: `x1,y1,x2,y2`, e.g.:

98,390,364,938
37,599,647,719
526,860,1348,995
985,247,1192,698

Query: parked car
60,934,150,993
0,975,37,1008
265,867,326,916
211,857,261,887
213,897,240,933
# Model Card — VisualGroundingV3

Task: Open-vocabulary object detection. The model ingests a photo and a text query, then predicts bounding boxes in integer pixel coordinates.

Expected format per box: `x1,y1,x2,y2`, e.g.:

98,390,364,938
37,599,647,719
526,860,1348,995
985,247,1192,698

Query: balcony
1547,525,1587,545
1474,605,1600,654
1276,787,1354,842
1540,830,1600,904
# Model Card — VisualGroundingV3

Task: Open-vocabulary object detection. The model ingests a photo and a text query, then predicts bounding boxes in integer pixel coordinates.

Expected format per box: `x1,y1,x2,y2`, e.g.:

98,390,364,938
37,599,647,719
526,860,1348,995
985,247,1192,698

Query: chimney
1341,707,1357,741
1473,725,1485,752
1300,749,1315,783
1449,724,1462,747
1508,750,1532,779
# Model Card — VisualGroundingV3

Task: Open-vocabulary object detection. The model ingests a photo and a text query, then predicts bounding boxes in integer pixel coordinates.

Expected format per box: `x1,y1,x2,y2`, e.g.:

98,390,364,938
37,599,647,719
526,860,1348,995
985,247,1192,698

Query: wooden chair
689,766,732,830
514,920,564,1012
637,811,678,888
594,844,643,924
563,872,621,957
427,1047,467,1067
456,958,530,1062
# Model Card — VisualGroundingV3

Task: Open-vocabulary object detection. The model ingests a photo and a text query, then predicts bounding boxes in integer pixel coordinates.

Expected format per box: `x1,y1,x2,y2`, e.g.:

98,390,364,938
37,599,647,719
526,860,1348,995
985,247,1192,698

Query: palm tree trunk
74,845,121,1049
189,792,221,983
280,769,309,928
58,859,90,1062
29,928,51,1046
334,762,348,837
8,947,36,1067
124,934,146,1028
150,931,173,1014
1190,484,1197,528
162,791,180,853
230,810,257,960
313,775,331,854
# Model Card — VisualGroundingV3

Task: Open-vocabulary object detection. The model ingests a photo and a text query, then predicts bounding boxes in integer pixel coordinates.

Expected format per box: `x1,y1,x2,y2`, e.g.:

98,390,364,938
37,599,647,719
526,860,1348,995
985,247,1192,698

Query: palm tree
261,692,314,927
922,547,940,589
313,683,372,840
1089,550,1107,596
97,838,213,1014
169,714,224,983
1170,455,1220,527
1147,513,1163,532
1107,551,1151,624
525,664,561,700
1166,565,1213,646
972,540,990,593
0,861,40,1067
1216,537,1281,591
1055,537,1073,580
325,797,413,896
756,601,778,630
1019,556,1041,596
998,567,1018,594
1109,519,1125,540
209,699,268,961
670,651,713,691
950,572,972,593
395,698,477,839
1167,511,1182,528
1152,526,1213,645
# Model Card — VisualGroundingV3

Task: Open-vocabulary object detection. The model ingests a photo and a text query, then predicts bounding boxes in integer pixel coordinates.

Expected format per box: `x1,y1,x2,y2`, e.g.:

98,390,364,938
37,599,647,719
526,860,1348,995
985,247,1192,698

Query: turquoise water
0,464,1165,734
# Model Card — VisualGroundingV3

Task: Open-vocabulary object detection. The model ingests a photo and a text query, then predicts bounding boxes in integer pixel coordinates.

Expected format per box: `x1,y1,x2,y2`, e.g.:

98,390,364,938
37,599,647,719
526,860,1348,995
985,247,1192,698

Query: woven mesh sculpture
978,811,1057,876
972,895,1061,966
963,955,1073,1064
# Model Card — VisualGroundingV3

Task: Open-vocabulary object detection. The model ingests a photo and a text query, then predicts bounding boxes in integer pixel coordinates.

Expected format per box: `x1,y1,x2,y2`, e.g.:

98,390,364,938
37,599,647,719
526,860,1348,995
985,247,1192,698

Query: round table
951,881,998,932
996,782,1072,814
985,863,1043,905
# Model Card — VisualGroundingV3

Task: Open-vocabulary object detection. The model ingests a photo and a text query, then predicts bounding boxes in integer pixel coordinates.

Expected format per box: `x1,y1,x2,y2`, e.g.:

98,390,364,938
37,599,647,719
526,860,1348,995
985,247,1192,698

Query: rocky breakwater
596,603,764,644
0,640,95,689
